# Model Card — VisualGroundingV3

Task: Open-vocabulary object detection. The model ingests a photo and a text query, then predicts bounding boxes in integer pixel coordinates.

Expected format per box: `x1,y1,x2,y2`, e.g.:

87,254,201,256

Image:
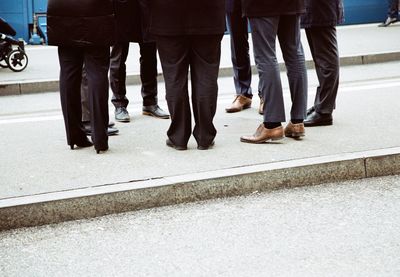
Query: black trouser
305,26,339,114
388,0,399,18
226,3,252,97
109,41,158,108
58,46,109,149
156,34,222,147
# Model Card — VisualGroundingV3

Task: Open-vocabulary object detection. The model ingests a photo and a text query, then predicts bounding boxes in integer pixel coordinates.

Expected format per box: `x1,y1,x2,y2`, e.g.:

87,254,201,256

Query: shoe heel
95,146,109,154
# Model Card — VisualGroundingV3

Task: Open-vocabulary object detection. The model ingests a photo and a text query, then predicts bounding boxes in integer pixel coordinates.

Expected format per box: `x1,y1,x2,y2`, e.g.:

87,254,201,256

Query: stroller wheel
6,49,28,72
0,57,7,68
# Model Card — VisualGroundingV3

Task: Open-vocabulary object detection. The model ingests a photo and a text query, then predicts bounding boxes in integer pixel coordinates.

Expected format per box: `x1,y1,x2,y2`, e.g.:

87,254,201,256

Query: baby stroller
0,17,28,72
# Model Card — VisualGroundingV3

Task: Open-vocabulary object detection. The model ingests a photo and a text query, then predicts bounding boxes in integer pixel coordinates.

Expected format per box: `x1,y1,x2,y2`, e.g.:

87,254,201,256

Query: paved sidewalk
0,23,400,230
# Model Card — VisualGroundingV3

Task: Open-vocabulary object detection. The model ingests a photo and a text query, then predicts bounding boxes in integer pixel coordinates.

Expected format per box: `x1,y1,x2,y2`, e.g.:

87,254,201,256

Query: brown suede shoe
240,124,284,144
258,97,264,115
226,95,252,113
284,122,305,139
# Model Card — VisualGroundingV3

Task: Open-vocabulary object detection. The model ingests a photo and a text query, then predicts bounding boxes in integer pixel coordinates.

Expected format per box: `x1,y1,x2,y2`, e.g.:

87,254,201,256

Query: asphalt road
1,174,400,277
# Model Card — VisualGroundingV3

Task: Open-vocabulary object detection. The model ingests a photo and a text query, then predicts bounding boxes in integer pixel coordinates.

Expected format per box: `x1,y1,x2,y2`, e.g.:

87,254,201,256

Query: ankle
264,122,281,129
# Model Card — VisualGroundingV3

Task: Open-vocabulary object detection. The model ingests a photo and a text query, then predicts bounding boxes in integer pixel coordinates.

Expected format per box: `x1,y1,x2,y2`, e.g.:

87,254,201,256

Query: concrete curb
1,51,400,96
1,147,399,231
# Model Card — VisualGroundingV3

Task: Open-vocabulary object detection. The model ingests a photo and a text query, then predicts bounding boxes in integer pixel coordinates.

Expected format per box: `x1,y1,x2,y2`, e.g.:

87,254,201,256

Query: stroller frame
0,17,28,72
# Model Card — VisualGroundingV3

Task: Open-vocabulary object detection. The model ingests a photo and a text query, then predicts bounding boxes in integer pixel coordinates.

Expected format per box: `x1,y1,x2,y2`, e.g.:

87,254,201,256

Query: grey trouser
249,15,307,123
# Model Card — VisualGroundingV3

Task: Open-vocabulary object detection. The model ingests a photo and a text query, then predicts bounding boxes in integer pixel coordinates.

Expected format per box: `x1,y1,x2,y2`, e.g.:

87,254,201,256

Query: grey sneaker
378,17,398,27
115,107,130,122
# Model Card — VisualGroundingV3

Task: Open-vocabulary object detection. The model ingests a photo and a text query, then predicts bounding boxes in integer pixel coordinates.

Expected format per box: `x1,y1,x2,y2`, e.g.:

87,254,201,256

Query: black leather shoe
166,139,187,150
83,121,115,132
306,106,315,116
143,105,170,119
84,126,119,136
197,141,215,150
304,111,333,127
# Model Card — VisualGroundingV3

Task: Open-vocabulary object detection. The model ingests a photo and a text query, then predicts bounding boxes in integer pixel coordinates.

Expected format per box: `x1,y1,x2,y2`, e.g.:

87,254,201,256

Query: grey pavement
1,175,400,276
0,23,400,230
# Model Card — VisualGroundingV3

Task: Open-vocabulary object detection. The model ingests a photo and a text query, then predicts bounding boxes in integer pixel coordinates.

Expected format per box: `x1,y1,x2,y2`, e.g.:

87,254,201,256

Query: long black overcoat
114,0,142,42
148,0,226,36
47,0,115,47
301,0,345,27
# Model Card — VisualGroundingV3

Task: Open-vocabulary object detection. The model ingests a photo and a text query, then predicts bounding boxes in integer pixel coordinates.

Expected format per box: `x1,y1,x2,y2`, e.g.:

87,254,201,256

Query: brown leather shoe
226,95,252,113
284,122,305,138
240,124,284,144
258,97,264,115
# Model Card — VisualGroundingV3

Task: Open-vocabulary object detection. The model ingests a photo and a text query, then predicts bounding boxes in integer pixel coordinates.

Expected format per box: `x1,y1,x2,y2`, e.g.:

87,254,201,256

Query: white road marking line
0,80,399,125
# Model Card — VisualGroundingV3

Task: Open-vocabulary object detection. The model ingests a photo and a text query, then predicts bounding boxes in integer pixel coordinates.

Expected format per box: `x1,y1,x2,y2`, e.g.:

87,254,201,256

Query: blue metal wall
0,0,391,43
0,0,47,41
344,0,388,24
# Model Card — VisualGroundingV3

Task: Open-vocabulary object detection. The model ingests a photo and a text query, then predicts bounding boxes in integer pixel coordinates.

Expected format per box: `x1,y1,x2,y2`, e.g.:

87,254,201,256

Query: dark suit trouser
109,41,158,108
249,16,307,123
226,6,252,96
305,26,339,114
156,34,222,147
58,46,109,148
81,66,90,122
388,0,399,18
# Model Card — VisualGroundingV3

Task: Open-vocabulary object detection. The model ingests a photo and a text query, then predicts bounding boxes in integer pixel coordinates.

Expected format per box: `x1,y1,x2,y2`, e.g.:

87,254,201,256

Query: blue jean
249,15,307,123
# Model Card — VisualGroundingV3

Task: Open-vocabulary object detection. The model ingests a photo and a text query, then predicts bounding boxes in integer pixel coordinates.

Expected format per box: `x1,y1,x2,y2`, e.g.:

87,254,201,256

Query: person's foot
258,96,264,115
83,122,118,136
83,121,115,128
115,107,130,122
284,122,305,139
226,95,252,113
166,139,187,150
240,124,284,143
197,141,215,150
84,127,119,136
142,105,170,119
69,138,93,150
378,17,398,27
304,111,333,127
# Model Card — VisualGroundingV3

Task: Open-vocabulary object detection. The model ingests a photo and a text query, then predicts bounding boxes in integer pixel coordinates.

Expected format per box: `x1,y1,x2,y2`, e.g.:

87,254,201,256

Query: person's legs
139,41,158,106
110,42,130,122
389,0,399,19
84,46,110,152
225,0,253,113
249,16,285,123
277,14,307,122
58,46,88,147
190,34,222,149
379,0,399,26
226,9,252,97
240,16,285,144
139,41,170,118
305,26,339,115
110,42,130,108
80,65,90,123
156,35,191,148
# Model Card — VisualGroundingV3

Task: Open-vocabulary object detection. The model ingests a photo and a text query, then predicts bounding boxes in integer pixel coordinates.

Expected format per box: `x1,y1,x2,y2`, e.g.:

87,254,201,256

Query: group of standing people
46,0,343,153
